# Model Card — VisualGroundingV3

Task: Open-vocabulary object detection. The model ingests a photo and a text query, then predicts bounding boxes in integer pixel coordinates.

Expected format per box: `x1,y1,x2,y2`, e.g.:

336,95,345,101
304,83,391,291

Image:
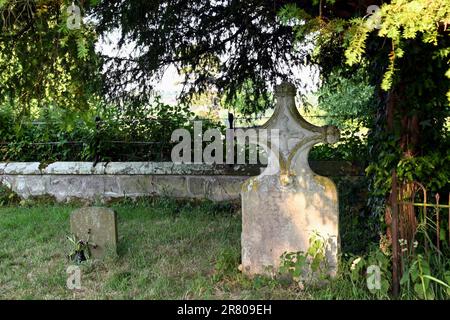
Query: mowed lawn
0,199,309,300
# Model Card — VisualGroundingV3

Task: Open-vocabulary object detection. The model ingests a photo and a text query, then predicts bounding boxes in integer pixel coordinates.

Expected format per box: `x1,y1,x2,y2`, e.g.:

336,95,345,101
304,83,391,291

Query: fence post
435,193,440,252
228,112,234,129
390,170,400,298
93,115,101,167
160,119,164,161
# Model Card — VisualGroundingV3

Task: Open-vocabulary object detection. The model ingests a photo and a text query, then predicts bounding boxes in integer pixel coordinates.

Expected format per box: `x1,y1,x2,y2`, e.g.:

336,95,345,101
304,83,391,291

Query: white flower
413,241,418,248
351,257,362,270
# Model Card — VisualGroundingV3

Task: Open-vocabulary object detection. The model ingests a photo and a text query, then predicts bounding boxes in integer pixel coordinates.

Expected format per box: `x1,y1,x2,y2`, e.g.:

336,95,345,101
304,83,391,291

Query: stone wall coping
0,162,262,176
1,162,42,175
0,161,364,176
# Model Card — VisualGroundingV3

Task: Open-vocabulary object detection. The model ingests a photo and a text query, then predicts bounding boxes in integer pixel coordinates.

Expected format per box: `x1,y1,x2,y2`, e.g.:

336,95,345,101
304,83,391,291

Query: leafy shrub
310,127,368,162
0,97,223,162
279,232,329,287
345,247,392,299
213,248,240,281
0,184,20,206
398,221,450,300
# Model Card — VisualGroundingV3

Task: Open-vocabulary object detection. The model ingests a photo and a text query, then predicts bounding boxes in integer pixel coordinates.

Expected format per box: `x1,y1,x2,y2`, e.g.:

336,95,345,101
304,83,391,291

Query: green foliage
94,98,198,162
343,0,450,100
0,184,20,206
367,149,450,195
344,21,371,67
398,219,450,300
0,97,223,162
342,247,391,299
213,248,240,281
310,127,368,162
305,64,374,164
296,0,450,220
221,80,273,117
401,254,435,299
316,68,375,128
0,0,102,115
277,208,449,300
67,234,91,264
0,103,97,162
282,2,450,197
279,232,328,286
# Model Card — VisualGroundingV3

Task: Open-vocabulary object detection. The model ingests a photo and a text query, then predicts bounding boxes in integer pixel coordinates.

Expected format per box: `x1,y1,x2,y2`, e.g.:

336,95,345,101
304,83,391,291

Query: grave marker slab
241,82,340,276
70,207,118,259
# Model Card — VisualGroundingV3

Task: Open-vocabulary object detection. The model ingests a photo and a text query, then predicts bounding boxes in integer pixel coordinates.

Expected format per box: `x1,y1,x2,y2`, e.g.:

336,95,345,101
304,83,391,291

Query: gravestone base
241,175,339,276
70,207,118,259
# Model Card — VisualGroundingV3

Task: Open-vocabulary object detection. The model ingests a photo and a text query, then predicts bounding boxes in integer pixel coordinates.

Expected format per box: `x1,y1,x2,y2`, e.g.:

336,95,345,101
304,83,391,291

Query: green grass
0,199,313,300
2,198,448,300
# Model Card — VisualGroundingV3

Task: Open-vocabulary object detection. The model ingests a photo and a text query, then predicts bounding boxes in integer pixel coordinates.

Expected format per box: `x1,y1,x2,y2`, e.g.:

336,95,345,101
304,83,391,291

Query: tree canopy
0,0,101,116
1,0,391,114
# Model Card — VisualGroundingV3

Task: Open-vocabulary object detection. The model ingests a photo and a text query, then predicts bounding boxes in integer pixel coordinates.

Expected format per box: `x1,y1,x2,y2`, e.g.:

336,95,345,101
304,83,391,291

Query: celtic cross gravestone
241,82,340,276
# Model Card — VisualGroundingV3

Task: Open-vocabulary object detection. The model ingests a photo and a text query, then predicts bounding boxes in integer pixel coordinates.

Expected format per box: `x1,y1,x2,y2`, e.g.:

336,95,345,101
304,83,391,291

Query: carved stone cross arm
252,82,340,184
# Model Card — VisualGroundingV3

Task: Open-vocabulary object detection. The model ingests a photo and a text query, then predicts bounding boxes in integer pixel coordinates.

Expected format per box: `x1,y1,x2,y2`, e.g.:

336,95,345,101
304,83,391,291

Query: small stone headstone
70,207,118,259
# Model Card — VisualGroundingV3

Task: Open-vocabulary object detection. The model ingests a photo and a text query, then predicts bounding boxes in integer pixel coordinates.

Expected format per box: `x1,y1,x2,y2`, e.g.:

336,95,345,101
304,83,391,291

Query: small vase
74,250,87,263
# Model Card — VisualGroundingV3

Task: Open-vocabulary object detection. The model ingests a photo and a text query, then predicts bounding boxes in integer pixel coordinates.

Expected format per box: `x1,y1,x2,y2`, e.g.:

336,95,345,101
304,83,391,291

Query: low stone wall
0,162,252,202
0,161,363,203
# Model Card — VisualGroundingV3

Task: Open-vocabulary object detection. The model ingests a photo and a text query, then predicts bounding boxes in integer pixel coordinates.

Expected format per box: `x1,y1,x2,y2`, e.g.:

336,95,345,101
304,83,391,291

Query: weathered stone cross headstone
70,207,118,259
241,82,340,276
